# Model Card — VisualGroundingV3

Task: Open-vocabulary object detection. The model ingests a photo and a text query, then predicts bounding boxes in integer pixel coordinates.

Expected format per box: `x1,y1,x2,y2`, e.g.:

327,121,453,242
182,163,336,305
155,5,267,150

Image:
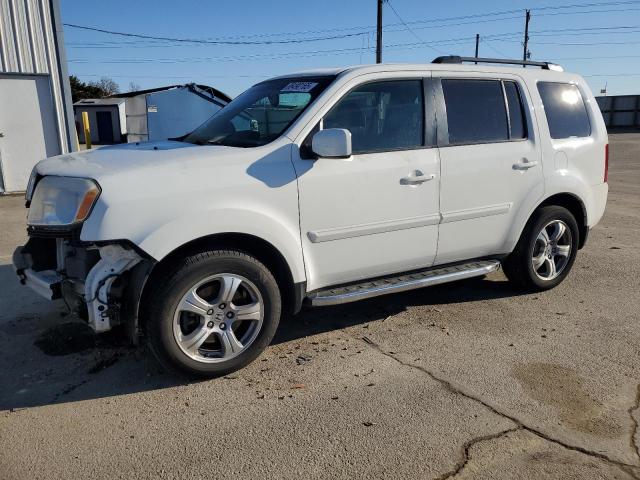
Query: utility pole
376,0,383,64
474,34,480,62
522,9,531,67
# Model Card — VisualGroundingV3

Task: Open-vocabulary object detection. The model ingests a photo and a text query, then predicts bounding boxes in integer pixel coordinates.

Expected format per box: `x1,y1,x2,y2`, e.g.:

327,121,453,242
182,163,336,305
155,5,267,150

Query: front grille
27,224,82,241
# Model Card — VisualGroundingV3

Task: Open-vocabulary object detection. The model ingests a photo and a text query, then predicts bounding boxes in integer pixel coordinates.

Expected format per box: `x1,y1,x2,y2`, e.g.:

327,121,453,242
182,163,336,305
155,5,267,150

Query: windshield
184,76,335,147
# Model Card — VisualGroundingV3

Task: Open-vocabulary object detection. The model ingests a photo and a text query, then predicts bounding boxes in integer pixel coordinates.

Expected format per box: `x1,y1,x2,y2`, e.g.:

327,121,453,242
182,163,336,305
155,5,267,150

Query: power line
385,0,444,53
63,23,370,45
483,40,509,57
532,0,640,10
533,5,640,17
552,55,640,60
67,24,640,65
543,40,640,45
393,1,640,27
496,38,640,45
76,73,268,79
583,73,640,77
65,9,640,51
68,32,531,65
64,1,640,48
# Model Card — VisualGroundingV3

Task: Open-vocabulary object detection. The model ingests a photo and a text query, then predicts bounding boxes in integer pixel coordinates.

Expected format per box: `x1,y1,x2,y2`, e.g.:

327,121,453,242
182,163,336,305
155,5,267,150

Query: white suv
13,57,608,377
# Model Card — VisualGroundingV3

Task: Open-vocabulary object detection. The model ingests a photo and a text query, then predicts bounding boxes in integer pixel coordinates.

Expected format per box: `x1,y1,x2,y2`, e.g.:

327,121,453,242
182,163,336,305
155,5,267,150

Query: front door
96,111,114,144
293,77,440,291
433,73,544,264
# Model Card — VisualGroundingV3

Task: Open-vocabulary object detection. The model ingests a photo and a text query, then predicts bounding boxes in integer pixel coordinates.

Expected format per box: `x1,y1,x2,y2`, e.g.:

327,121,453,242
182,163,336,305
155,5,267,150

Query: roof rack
432,56,563,72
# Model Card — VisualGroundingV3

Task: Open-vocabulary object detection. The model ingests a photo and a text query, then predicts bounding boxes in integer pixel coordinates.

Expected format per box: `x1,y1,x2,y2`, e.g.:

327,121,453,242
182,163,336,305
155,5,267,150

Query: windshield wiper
205,139,252,148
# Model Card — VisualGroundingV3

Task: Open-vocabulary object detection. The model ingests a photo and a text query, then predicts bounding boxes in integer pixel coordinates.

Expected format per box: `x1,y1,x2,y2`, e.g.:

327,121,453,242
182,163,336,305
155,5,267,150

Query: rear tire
503,206,579,291
144,249,281,378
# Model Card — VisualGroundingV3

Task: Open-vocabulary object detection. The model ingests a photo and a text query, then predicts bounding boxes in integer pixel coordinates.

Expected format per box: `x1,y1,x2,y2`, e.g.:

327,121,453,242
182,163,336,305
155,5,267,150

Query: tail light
604,144,609,183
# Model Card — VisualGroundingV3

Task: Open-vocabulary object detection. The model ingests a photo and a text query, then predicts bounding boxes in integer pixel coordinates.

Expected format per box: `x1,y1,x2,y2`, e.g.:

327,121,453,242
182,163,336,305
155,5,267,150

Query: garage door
0,75,60,193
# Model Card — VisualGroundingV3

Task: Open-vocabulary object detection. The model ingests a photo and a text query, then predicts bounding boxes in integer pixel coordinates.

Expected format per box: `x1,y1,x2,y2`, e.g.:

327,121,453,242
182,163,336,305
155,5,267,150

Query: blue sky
60,0,640,97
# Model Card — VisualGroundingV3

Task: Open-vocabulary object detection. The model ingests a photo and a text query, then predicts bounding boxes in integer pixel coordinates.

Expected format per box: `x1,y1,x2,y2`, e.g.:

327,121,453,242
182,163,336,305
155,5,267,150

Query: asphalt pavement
0,133,638,479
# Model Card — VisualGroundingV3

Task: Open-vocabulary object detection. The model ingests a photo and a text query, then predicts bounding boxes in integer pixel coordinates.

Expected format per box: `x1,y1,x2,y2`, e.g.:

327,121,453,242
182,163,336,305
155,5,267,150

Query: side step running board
307,260,500,307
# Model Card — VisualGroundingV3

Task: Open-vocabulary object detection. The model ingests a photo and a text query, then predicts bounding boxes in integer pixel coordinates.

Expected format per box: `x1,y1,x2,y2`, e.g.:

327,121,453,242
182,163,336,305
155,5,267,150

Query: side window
504,81,527,140
323,80,424,153
537,82,591,139
442,79,508,145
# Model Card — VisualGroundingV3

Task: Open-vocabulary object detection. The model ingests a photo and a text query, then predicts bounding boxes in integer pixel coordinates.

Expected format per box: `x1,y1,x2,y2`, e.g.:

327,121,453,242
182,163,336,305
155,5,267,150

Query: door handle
513,158,538,170
400,171,436,185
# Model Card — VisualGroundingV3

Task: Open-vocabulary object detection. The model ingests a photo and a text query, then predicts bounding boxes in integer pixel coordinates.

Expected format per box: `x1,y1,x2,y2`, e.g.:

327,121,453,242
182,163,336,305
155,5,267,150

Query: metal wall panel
596,95,640,128
146,87,226,142
0,0,75,152
0,0,50,74
0,0,76,192
124,95,149,143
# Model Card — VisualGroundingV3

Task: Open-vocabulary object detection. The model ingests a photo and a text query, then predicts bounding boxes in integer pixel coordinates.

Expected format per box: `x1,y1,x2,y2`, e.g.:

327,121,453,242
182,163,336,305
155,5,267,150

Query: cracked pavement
1,133,639,479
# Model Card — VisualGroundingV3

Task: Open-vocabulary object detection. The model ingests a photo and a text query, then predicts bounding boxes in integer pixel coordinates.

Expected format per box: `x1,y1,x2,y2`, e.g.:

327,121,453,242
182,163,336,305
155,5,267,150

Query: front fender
136,207,306,283
79,141,305,284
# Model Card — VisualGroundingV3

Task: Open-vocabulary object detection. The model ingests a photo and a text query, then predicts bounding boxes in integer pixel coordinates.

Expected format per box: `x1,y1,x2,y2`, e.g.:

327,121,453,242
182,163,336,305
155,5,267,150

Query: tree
69,75,102,102
128,81,141,92
69,75,120,102
89,77,120,96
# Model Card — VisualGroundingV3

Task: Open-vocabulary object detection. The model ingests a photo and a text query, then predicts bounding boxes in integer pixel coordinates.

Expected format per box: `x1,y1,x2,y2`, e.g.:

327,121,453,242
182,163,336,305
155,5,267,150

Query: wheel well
538,193,588,249
138,233,300,333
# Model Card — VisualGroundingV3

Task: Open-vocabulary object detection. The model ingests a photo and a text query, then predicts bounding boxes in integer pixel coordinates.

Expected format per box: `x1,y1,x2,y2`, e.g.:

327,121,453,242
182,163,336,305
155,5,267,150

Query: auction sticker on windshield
282,82,318,93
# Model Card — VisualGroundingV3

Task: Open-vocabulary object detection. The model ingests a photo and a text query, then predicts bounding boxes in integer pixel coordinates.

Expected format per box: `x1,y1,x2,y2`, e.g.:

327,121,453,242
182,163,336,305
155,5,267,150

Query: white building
0,0,75,193
74,84,231,145
74,97,126,144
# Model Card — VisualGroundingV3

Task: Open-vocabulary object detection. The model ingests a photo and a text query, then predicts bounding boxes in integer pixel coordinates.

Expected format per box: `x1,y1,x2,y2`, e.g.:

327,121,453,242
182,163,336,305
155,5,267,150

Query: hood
34,141,242,181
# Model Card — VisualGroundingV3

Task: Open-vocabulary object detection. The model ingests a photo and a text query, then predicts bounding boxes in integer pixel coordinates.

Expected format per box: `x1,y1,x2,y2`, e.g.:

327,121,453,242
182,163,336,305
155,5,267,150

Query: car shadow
0,261,525,411
273,276,525,344
246,144,315,188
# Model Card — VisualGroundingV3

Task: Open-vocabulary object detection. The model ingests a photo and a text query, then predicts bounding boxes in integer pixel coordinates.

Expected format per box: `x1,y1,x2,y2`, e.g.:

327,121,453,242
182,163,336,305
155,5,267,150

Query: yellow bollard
82,111,92,150
73,123,80,152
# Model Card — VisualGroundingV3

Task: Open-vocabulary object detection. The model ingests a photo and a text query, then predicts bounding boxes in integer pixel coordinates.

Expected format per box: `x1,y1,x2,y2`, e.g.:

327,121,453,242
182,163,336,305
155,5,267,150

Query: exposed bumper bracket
12,246,62,300
20,269,62,300
85,244,142,333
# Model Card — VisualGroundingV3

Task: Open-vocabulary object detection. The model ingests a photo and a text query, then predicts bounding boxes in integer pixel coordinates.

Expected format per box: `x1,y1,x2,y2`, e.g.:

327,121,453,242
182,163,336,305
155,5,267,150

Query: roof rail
432,56,563,71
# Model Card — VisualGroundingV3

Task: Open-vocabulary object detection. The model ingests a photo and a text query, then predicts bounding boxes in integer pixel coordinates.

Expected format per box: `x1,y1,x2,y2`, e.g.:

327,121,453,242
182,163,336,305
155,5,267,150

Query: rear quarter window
442,79,509,144
537,82,591,139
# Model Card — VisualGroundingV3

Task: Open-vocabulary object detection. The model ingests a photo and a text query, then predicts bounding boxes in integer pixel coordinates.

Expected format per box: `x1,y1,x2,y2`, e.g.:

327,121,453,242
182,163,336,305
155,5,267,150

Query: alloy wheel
172,274,264,363
531,219,572,281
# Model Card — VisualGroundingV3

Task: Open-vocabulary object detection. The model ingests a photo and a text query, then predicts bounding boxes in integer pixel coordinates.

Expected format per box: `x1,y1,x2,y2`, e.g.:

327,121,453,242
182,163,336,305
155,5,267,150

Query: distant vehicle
13,57,608,377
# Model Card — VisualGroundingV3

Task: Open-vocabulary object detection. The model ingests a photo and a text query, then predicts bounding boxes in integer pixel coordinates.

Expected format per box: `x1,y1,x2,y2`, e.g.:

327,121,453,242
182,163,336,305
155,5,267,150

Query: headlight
27,176,100,226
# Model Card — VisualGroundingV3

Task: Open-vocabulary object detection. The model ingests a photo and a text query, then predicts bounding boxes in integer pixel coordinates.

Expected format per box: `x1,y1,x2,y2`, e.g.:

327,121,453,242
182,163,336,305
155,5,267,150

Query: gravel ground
0,133,638,480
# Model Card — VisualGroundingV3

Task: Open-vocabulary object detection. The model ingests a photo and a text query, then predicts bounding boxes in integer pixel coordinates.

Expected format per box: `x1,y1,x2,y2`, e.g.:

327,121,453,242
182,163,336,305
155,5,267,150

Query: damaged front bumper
12,253,63,300
13,235,146,334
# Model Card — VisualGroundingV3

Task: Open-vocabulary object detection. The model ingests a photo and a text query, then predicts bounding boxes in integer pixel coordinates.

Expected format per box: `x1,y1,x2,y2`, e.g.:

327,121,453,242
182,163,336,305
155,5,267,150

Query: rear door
433,72,544,264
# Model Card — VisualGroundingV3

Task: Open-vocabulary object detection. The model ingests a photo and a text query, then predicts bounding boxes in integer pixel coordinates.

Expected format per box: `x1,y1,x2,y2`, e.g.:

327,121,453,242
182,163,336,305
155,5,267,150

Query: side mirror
311,128,352,158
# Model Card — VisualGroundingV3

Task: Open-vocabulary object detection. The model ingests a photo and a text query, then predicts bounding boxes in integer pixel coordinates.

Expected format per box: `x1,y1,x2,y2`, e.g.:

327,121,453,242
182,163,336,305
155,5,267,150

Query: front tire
503,206,579,291
144,249,281,378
